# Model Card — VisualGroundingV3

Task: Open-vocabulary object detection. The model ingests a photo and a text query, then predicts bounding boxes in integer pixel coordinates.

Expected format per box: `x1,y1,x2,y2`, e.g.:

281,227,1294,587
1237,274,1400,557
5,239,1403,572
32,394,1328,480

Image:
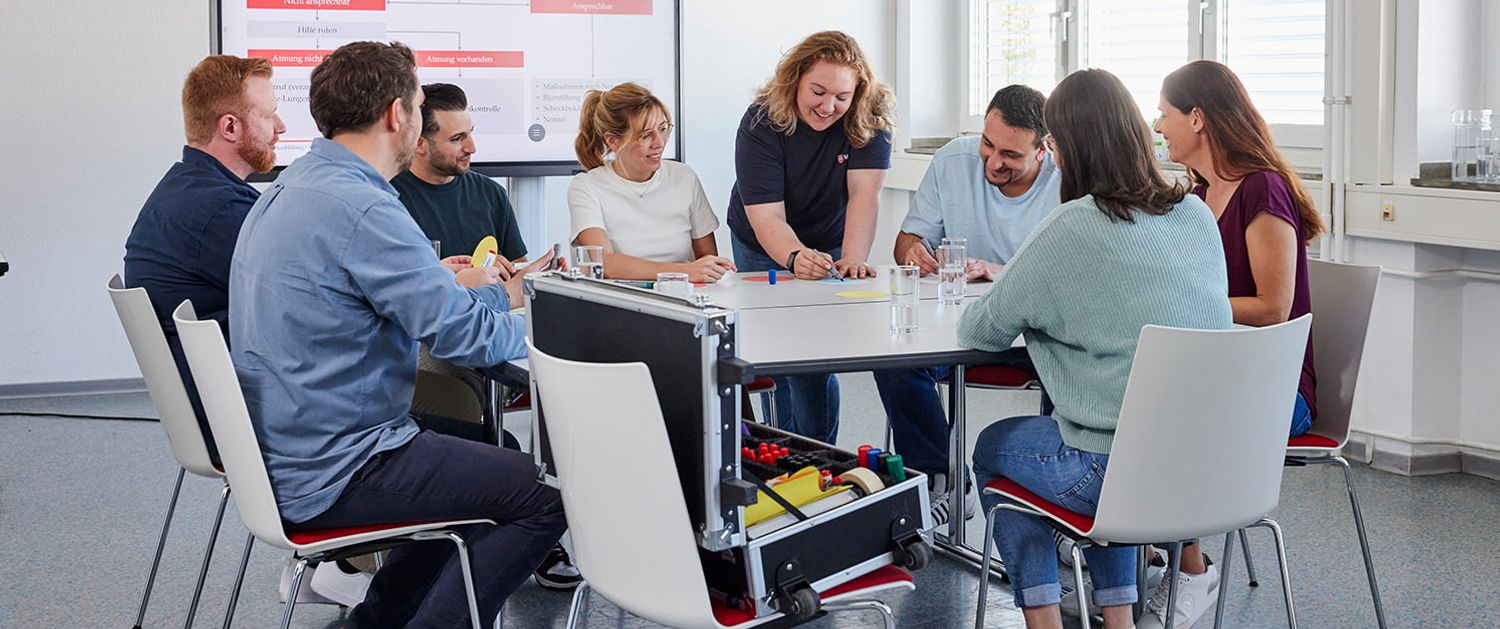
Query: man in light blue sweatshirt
876,85,1061,527
231,41,562,628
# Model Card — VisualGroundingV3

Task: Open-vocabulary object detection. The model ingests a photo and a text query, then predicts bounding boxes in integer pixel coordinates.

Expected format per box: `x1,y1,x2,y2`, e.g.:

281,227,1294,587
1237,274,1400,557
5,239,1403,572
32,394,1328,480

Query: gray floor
2,377,1497,628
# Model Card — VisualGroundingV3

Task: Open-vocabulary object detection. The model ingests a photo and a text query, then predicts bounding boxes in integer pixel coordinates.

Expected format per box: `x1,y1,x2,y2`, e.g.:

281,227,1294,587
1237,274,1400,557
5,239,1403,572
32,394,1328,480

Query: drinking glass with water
574,245,605,279
937,239,967,306
890,265,919,334
655,272,692,298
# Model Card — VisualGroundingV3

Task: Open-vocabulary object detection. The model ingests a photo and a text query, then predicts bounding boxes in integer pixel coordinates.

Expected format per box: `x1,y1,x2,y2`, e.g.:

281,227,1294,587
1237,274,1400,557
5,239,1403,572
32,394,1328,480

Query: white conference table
490,270,1014,569
696,269,992,311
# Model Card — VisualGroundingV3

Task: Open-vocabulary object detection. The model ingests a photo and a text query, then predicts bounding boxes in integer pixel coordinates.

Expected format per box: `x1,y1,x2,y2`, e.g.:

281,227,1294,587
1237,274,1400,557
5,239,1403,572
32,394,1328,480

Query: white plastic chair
1230,259,1386,627
526,341,914,629
173,300,494,629
107,274,247,629
974,315,1312,629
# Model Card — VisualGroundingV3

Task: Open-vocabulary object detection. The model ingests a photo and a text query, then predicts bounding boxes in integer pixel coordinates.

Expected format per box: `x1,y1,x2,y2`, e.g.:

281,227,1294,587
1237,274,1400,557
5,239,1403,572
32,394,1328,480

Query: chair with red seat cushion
528,342,913,629
1231,260,1387,627
975,317,1311,629
174,301,494,629
108,275,245,629
747,376,778,425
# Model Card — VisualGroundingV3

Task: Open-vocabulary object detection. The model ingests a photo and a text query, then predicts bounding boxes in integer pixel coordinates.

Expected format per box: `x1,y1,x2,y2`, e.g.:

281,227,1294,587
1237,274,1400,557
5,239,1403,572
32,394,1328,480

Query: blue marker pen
768,268,777,285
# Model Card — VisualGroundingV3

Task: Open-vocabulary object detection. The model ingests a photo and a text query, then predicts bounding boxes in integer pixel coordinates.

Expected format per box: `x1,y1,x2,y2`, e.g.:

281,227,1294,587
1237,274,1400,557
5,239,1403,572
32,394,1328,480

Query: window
967,0,1061,115
964,0,1326,148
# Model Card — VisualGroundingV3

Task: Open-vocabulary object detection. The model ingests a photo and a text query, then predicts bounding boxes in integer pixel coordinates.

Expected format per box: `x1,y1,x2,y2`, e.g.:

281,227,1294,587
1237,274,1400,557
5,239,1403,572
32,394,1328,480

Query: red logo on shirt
837,153,848,164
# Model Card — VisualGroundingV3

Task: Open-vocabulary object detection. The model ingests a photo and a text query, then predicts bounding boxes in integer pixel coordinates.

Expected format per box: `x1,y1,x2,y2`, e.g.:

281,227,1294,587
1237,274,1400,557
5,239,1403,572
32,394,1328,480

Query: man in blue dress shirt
124,55,285,465
875,85,1061,527
230,41,563,628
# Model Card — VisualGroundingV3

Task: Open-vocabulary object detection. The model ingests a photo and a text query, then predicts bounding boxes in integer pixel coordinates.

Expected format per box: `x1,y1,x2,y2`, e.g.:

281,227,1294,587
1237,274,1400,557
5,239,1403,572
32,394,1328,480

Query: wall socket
1380,202,1396,222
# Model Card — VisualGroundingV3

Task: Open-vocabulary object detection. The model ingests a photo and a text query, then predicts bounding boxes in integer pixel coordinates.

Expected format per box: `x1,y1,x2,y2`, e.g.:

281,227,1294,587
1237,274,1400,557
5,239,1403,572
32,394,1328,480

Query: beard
426,151,468,178
237,135,277,174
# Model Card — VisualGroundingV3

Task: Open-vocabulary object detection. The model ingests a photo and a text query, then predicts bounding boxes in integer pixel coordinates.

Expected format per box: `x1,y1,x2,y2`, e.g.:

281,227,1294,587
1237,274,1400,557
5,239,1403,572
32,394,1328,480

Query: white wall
542,0,897,267
0,1,210,390
0,0,897,390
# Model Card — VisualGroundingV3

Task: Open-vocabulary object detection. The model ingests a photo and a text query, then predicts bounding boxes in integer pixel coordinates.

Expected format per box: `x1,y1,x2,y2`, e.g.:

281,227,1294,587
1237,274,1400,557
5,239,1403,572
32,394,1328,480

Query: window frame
960,0,1327,154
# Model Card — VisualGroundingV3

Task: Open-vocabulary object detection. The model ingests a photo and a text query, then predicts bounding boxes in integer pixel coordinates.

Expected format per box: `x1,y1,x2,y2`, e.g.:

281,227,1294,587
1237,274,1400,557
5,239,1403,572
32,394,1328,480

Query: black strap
745,474,810,521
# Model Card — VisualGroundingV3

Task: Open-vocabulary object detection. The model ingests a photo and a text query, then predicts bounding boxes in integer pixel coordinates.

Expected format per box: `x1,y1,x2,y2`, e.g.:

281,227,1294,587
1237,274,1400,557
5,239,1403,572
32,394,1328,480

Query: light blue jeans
973,415,1138,609
730,233,841,444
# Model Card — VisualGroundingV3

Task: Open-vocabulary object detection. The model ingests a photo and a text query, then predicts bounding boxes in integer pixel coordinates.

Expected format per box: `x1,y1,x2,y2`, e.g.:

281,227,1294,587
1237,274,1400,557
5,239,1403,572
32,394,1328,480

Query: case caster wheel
896,539,932,570
783,585,821,620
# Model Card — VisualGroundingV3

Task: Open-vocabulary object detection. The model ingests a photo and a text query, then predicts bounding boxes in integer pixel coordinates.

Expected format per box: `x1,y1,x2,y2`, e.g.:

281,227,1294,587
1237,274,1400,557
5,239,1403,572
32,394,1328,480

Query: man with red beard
124,54,285,466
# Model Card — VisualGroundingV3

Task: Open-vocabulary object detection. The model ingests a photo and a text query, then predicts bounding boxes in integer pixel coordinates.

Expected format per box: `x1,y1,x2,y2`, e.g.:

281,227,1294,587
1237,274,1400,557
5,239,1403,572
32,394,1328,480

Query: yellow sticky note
836,290,889,298
471,236,499,268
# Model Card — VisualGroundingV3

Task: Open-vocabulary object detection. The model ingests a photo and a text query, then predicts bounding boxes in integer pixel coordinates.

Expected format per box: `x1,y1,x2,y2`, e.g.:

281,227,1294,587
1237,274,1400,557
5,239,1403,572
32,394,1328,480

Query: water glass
937,241,967,306
654,272,693,298
889,265,919,334
574,245,604,279
1453,109,1493,181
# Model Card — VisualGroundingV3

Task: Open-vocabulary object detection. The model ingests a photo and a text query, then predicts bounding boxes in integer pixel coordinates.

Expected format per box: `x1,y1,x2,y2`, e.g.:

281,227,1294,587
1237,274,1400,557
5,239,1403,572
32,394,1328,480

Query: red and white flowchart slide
218,0,677,168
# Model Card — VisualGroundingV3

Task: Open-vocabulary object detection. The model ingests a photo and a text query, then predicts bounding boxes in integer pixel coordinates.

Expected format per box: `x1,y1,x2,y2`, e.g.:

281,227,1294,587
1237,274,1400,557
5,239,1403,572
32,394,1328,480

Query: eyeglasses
636,121,674,145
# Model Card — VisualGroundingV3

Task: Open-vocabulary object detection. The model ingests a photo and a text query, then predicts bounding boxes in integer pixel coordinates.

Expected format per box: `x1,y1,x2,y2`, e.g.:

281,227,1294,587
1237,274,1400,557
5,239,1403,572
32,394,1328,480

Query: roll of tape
839,467,886,495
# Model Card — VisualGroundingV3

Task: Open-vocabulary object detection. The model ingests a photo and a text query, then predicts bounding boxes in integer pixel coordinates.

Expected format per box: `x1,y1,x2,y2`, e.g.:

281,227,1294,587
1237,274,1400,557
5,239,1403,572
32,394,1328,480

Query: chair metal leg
1071,542,1092,629
1135,545,1149,621
184,482,232,629
1213,531,1235,629
759,391,777,426
822,599,897,629
1249,518,1297,628
565,581,590,629
221,531,255,629
280,558,310,629
1163,541,1184,629
1238,528,1260,587
973,503,1002,629
428,531,483,629
1316,456,1387,629
133,466,185,629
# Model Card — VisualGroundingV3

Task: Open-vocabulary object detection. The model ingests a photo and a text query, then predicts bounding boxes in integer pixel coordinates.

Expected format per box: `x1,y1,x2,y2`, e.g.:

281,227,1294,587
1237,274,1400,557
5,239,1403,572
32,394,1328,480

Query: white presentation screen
217,0,680,176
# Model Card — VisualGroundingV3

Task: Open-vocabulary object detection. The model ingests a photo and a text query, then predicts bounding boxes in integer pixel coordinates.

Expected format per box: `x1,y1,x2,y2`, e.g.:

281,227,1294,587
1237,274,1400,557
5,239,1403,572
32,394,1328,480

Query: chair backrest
1306,259,1381,445
106,275,219,477
1092,315,1312,543
527,340,719,629
173,300,296,551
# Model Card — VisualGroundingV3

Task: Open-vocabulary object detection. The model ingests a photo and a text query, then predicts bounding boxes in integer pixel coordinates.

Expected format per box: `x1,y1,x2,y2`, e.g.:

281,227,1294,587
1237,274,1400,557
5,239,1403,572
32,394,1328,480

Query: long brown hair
574,82,671,170
753,31,895,148
1045,69,1187,221
1162,60,1325,242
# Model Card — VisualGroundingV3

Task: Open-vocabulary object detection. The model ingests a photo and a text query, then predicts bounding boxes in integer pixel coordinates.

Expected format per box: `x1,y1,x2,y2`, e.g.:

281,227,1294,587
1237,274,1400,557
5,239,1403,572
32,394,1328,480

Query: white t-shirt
567,160,720,263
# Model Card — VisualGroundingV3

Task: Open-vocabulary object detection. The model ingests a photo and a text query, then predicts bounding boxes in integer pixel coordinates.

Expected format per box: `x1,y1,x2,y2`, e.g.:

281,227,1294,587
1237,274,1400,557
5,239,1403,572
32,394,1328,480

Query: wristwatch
785,249,803,271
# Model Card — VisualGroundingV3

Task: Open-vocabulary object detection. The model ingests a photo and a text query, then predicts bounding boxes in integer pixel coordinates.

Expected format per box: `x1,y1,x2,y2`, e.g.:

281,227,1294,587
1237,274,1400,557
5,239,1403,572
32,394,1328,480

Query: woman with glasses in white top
568,82,735,282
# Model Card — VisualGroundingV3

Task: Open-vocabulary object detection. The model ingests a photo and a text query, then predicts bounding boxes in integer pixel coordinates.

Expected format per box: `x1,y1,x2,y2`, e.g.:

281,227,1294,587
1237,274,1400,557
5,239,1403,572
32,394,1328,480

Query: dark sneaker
533,544,583,591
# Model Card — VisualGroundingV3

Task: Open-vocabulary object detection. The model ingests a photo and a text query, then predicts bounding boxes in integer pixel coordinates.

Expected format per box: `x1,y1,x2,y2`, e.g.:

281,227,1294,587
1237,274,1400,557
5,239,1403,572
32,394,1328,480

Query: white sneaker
1056,532,1086,569
1139,563,1219,629
1059,574,1101,617
308,560,373,608
277,558,338,606
927,473,978,528
1060,548,1167,618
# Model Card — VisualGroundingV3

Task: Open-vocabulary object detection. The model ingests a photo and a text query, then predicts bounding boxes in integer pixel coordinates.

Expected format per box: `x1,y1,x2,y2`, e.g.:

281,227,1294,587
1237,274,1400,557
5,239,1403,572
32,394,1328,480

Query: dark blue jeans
731,233,841,444
288,430,567,629
871,348,1040,474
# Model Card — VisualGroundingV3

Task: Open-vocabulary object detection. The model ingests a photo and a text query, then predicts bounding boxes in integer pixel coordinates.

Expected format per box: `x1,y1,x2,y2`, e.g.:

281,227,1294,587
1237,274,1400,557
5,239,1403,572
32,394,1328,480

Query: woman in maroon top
1132,60,1329,627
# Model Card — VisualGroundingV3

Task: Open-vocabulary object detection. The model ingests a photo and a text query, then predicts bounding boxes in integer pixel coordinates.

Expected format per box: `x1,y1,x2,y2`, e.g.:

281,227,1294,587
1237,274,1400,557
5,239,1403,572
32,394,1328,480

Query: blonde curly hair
753,31,895,149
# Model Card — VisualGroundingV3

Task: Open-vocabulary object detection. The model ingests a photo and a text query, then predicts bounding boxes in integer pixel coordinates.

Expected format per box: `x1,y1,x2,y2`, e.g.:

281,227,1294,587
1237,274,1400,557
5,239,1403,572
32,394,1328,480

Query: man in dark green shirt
392,83,528,275
391,83,582,593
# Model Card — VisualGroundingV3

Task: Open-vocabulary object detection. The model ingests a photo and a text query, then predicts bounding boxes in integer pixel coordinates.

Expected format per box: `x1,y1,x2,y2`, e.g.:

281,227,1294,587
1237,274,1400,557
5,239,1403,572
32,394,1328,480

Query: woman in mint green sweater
958,69,1233,629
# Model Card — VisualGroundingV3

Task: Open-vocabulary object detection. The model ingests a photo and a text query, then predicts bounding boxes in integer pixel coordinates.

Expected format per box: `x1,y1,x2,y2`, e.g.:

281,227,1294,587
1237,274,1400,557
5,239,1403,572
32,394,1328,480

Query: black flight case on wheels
522,273,933,621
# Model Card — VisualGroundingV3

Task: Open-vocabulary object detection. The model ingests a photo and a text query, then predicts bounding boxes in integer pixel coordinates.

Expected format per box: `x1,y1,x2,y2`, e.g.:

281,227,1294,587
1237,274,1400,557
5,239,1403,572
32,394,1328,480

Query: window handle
1051,9,1073,43
1198,1,1212,35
